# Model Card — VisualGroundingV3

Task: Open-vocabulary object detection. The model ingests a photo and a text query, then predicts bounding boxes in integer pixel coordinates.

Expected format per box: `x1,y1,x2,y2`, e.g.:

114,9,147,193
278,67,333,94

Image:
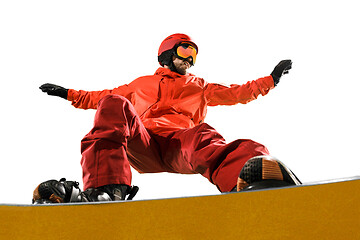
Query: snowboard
0,176,359,239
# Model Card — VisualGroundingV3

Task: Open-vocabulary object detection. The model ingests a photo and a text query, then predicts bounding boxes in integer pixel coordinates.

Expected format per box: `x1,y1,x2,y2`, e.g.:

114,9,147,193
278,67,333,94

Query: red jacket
67,67,274,134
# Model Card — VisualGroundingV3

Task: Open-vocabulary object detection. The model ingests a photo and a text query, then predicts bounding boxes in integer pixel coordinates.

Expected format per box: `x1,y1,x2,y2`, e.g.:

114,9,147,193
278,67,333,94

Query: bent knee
98,94,131,107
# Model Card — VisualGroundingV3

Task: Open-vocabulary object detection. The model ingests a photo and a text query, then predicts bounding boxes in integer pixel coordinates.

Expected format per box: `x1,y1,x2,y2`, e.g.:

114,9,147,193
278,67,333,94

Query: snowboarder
34,33,301,203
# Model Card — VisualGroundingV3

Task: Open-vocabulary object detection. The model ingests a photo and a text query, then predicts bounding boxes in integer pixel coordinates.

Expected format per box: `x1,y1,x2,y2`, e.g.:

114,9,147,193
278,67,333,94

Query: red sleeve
204,76,275,106
67,84,132,109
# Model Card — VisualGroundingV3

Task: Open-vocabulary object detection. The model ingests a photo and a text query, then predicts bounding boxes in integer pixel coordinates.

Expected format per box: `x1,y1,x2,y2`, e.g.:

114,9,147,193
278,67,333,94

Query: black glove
270,60,292,86
39,83,68,99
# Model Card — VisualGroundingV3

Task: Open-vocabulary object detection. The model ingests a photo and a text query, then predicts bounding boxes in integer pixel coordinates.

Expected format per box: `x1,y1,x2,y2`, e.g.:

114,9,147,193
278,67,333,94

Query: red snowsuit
68,67,274,192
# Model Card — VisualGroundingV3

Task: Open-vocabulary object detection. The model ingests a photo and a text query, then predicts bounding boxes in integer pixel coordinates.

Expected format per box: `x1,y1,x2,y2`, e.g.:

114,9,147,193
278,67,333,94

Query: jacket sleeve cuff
67,89,79,101
266,75,275,89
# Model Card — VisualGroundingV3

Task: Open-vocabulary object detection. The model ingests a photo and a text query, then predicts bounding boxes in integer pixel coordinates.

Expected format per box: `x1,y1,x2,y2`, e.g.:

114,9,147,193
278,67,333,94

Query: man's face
172,56,191,75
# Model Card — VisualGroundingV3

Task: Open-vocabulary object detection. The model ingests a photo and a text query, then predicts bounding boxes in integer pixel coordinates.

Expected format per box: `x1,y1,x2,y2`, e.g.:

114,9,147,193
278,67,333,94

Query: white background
1,0,359,204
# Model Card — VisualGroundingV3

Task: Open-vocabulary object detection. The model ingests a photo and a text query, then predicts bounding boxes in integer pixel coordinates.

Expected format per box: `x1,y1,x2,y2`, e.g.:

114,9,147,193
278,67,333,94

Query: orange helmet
158,33,198,66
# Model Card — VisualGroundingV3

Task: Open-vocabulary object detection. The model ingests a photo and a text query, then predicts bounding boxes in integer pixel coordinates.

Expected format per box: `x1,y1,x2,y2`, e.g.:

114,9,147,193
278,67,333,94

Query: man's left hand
271,60,292,86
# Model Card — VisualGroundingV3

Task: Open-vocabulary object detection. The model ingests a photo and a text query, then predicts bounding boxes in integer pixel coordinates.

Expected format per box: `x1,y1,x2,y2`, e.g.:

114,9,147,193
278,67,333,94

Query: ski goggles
175,43,197,65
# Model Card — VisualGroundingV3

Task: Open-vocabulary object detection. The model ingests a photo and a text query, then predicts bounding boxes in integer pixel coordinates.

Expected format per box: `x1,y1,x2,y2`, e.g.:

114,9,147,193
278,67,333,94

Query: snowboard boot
32,178,139,204
235,155,302,192
33,178,85,204
82,184,139,202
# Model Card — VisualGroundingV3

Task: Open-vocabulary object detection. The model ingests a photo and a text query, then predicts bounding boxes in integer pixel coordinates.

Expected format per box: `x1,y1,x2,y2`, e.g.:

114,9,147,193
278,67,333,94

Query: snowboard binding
32,178,139,204
236,155,302,192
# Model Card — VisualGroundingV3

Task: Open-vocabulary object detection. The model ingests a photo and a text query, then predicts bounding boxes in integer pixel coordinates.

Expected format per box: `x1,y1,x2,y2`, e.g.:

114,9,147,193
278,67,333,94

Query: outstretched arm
204,60,292,106
39,83,132,109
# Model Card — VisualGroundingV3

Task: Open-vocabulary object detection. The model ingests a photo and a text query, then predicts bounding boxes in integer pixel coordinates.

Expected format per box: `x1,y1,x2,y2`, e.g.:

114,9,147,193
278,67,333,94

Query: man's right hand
39,83,68,99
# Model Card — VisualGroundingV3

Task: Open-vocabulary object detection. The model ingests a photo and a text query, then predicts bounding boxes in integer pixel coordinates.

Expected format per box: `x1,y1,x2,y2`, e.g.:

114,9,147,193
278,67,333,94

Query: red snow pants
80,95,270,192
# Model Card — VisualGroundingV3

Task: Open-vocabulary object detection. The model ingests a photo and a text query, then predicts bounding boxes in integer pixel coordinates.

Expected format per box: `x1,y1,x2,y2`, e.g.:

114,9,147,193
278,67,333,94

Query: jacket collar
155,67,195,79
